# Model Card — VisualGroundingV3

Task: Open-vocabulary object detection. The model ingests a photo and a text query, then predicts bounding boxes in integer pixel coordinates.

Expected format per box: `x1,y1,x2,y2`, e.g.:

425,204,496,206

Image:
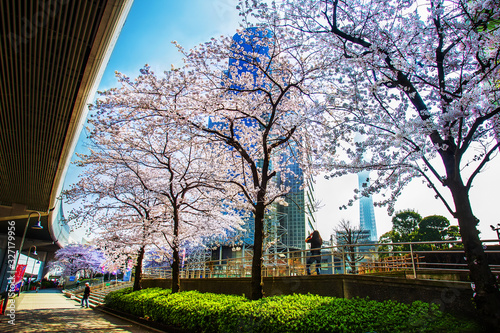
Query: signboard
122,269,132,282
14,265,27,285
123,259,133,282
13,265,27,292
69,276,76,282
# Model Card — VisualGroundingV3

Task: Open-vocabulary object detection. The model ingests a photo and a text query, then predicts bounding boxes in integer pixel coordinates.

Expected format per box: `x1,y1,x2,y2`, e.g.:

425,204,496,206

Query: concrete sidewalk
0,289,156,332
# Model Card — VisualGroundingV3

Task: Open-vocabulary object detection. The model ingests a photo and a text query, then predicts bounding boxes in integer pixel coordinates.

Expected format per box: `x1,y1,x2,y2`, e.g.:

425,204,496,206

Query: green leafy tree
378,230,405,259
391,210,422,241
418,215,450,242
443,225,462,242
379,210,458,254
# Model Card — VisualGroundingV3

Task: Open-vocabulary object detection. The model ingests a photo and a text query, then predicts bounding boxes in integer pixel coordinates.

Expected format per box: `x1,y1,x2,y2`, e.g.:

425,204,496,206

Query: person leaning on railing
305,230,323,275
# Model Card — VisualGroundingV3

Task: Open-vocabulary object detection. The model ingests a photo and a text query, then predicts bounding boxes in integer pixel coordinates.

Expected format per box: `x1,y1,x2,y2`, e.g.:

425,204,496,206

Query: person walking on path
305,230,323,275
81,282,91,308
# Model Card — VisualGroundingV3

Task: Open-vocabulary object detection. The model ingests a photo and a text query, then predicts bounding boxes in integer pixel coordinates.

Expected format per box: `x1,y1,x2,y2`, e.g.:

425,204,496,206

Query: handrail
143,239,500,281
64,279,129,294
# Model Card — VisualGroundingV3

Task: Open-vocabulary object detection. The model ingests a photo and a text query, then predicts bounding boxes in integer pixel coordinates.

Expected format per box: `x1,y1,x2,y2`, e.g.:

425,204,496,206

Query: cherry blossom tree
65,153,165,291
72,71,245,293
48,243,104,278
82,28,326,299
246,0,500,323
91,212,161,292
170,27,328,299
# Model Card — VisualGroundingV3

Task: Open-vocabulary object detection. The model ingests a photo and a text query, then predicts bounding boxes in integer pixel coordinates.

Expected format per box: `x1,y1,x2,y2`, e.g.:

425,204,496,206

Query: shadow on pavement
0,306,153,332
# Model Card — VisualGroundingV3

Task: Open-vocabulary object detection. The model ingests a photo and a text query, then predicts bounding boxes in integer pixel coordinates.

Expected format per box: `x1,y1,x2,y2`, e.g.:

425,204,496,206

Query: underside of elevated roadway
0,0,134,289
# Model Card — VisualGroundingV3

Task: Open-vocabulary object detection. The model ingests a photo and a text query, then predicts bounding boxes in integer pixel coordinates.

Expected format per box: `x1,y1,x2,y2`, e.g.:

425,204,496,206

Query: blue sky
63,0,500,241
100,0,241,89
63,0,241,239
67,0,241,154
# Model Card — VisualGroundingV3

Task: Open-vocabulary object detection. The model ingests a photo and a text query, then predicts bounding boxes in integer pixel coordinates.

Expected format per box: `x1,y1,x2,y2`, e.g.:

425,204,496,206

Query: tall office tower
210,28,315,255
276,148,317,251
357,170,378,242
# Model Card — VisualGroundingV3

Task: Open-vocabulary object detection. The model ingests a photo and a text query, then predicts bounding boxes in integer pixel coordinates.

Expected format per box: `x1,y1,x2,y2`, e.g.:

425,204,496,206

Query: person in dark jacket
81,282,90,308
305,230,323,275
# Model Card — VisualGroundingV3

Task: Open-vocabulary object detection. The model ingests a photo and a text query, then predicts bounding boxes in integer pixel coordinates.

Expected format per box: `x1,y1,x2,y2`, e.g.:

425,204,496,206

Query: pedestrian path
0,289,156,332
16,288,76,310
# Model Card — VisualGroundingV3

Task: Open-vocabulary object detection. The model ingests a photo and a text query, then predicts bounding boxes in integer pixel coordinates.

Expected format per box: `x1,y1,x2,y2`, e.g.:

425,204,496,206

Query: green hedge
105,288,478,333
104,287,172,318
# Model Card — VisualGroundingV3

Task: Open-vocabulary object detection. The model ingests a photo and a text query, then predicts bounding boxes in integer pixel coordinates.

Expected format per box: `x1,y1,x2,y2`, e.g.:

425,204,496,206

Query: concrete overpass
0,0,134,290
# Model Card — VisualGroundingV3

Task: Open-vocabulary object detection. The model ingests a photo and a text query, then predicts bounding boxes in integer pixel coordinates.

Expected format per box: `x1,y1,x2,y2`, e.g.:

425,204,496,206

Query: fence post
287,252,290,276
409,244,417,279
330,247,335,274
342,246,346,274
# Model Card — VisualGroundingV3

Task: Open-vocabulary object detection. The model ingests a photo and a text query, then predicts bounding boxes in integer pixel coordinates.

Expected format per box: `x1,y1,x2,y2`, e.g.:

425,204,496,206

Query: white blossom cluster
243,0,500,217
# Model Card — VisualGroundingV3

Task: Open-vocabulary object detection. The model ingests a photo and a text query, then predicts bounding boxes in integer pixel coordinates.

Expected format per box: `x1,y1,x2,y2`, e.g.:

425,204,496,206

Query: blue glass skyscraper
210,28,316,255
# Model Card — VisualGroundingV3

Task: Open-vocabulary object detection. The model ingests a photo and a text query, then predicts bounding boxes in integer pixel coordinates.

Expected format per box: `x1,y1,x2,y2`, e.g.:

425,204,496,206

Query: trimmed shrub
218,295,475,333
155,291,247,332
104,289,479,333
106,287,171,317
103,287,133,309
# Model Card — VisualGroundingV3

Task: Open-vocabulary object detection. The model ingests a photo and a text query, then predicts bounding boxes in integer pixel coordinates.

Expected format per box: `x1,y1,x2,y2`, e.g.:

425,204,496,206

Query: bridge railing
143,239,500,281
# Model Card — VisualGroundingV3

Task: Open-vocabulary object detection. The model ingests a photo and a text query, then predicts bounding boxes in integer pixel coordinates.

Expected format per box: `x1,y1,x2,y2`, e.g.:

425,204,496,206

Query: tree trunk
450,183,500,328
171,247,180,293
133,246,145,291
171,211,181,293
437,146,500,328
348,245,356,274
251,201,265,300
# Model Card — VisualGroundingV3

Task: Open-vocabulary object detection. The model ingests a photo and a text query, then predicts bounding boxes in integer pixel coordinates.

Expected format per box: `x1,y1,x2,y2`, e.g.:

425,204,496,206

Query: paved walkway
0,289,157,332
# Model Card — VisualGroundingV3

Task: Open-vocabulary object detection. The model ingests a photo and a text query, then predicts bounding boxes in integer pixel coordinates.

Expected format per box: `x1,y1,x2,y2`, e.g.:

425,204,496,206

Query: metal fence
64,279,132,294
143,239,500,281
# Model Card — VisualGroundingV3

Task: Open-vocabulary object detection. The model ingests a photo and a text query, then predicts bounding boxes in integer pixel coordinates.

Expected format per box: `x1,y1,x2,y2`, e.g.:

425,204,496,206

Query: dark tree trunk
171,210,181,293
171,247,180,293
251,200,265,300
172,247,181,293
348,246,357,274
449,182,500,328
133,246,145,291
439,146,500,327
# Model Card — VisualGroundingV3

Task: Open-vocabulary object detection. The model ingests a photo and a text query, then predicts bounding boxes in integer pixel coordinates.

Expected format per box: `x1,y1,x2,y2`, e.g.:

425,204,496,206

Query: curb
94,306,189,333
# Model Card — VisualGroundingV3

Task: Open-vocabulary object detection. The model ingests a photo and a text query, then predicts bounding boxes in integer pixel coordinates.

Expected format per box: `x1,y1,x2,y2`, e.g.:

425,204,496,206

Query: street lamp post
24,246,38,292
12,212,44,292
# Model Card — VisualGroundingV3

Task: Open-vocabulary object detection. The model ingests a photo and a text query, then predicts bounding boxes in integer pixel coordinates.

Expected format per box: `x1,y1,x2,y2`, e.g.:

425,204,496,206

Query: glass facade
209,28,316,254
357,170,378,242
276,146,317,251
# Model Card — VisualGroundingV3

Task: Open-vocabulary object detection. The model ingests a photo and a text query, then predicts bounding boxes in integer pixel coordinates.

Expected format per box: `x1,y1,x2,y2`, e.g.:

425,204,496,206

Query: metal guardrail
65,280,131,294
143,239,500,281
